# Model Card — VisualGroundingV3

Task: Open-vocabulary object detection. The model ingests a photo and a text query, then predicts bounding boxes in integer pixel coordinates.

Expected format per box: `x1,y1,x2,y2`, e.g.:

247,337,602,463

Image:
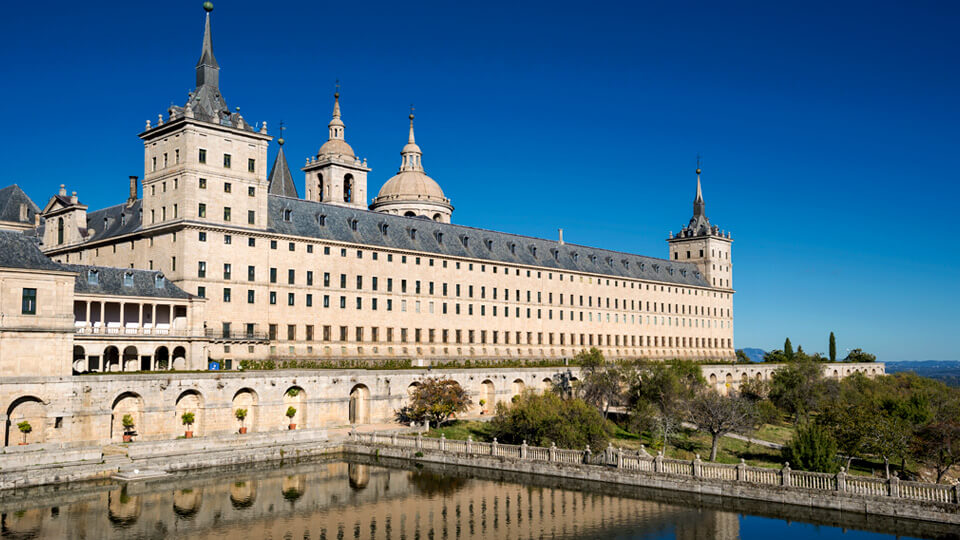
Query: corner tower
667,164,733,289
137,2,272,239
303,89,369,209
369,111,453,222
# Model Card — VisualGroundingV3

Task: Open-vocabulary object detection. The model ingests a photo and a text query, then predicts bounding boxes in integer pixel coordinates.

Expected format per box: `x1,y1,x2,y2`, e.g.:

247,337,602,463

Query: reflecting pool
0,456,948,539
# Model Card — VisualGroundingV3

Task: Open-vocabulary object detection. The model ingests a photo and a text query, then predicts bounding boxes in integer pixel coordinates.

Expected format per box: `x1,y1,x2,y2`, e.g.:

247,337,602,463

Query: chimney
128,176,139,205
558,228,564,245
59,184,67,197
70,191,78,204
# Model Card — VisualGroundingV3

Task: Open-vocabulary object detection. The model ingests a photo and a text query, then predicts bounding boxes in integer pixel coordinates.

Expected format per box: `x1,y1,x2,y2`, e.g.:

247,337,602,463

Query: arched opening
317,173,324,201
709,374,718,386
343,174,354,203
833,369,840,379
404,211,416,217
122,346,138,372
173,488,202,520
6,396,45,446
230,480,256,509
283,386,306,429
232,388,259,433
479,380,495,413
111,392,144,442
107,487,140,527
73,345,86,374
349,384,371,425
433,213,442,222
104,346,120,372
172,346,187,370
155,346,170,370
175,390,204,437
511,379,525,398
349,463,370,490
741,373,748,384
281,475,306,503
57,217,64,244
3,507,43,537
541,377,553,393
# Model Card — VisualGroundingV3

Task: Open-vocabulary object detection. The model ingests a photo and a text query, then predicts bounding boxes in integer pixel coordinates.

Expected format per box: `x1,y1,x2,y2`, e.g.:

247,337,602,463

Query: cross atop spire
400,107,423,172
328,83,345,140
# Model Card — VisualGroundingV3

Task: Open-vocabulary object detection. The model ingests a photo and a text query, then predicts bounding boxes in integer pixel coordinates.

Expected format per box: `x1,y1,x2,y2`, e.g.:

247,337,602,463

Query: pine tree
784,338,794,359
829,332,837,363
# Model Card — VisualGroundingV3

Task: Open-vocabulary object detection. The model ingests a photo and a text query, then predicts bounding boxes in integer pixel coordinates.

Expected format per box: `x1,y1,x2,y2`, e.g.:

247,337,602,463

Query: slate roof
267,145,299,198
64,264,193,299
267,195,710,287
0,230,67,272
79,201,142,245
0,185,39,225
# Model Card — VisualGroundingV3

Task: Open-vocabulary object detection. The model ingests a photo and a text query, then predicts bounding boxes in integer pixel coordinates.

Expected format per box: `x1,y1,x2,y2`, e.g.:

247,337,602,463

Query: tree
490,390,612,449
235,408,248,429
769,357,829,421
829,332,837,363
396,378,471,427
844,349,877,363
735,349,751,363
16,421,31,445
624,360,704,451
762,349,790,363
913,421,960,483
783,422,839,473
784,338,794,360
574,348,624,417
688,391,757,461
181,412,195,430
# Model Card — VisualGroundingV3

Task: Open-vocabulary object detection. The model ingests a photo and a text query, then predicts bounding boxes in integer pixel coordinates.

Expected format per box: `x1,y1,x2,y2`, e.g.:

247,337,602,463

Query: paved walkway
680,422,784,449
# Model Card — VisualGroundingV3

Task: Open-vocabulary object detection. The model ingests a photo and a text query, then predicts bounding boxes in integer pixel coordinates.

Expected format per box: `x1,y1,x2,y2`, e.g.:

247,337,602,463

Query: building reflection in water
0,460,740,539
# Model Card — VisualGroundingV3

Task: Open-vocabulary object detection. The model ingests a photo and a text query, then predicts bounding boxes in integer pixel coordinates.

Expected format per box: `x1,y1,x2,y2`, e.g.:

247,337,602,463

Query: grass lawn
612,427,784,469
425,420,494,441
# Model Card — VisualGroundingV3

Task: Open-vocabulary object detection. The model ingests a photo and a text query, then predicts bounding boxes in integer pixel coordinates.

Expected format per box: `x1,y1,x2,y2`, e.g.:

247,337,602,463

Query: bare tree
689,391,757,461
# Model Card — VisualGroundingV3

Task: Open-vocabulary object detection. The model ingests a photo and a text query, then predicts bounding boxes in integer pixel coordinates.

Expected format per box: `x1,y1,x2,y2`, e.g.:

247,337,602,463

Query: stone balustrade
351,431,960,507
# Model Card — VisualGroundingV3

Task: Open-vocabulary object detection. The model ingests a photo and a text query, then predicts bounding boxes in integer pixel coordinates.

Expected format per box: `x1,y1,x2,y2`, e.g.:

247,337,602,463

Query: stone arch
756,372,763,381
283,386,306,429
173,488,202,520
541,377,553,392
349,384,371,425
725,373,733,385
317,173,324,202
479,380,495,412
511,378,525,398
349,463,370,489
232,388,259,433
72,345,86,374
111,392,144,442
155,346,170,370
4,507,43,537
230,480,256,509
708,373,718,386
104,346,120,372
404,211,416,217
172,346,187,370
833,369,840,379
175,390,204,437
108,487,140,527
122,346,138,372
343,174,354,203
741,373,748,384
6,396,45,446
282,475,306,503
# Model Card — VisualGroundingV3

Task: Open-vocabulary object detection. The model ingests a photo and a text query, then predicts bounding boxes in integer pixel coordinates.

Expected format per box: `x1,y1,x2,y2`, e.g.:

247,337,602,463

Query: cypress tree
829,332,837,362
784,338,794,359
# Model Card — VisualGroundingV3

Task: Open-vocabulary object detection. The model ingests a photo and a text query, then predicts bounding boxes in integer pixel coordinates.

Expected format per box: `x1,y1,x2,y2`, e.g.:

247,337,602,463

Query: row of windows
233,322,731,349
152,149,255,173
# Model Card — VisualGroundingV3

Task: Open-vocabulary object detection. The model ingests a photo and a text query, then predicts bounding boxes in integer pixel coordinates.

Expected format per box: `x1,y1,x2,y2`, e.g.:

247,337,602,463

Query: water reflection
0,458,938,539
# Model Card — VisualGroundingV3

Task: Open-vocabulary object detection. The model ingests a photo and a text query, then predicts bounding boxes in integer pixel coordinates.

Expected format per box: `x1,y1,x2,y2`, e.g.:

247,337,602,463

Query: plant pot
122,434,133,443
184,431,194,438
239,427,248,434
18,442,27,446
288,423,296,430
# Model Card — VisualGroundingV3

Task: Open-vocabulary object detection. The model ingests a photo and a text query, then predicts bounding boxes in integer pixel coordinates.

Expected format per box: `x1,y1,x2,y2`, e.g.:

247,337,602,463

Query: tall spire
693,155,705,218
268,137,299,198
195,2,219,89
328,81,344,141
400,107,423,172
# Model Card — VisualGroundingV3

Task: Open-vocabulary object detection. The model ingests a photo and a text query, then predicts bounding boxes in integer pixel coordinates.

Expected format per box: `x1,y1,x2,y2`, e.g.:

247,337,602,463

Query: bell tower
667,163,733,289
303,88,369,209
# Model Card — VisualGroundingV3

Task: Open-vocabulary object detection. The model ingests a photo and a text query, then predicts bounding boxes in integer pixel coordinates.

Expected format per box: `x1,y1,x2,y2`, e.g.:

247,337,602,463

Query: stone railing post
549,442,557,462
954,481,960,504
521,440,528,459
583,445,592,465
836,467,846,492
372,431,379,445
654,451,663,473
888,473,900,498
492,437,499,456
781,463,792,487
693,454,702,477
606,442,614,465
351,426,358,440
466,435,473,454
391,432,398,446
416,432,423,450
440,433,446,452
617,447,624,468
736,458,746,481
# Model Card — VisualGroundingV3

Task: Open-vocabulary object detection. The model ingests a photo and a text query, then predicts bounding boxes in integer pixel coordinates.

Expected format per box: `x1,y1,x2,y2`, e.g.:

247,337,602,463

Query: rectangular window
199,177,207,189
287,325,296,341
306,294,313,307
288,293,295,306
269,291,277,305
199,231,207,242
198,203,206,218
197,286,206,298
248,158,256,172
224,182,232,193
306,271,313,286
199,149,207,163
340,274,347,288
224,234,232,245
198,261,206,278
270,268,277,283
223,207,231,221
340,296,346,308
223,288,231,302
247,290,255,303
21,288,36,314
223,153,231,168
248,210,255,224
324,272,330,287
371,277,378,291
323,295,330,308
288,269,295,285
247,266,255,281
356,276,363,289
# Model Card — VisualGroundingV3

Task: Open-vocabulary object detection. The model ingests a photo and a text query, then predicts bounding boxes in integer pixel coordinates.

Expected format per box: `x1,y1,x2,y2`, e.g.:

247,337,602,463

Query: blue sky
1,1,957,361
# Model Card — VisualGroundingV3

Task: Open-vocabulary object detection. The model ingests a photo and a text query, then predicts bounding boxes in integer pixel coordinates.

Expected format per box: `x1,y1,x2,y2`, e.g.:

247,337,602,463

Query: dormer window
283,209,292,222
409,228,417,240
87,270,99,285
380,223,389,236
484,239,493,250
509,243,516,255
640,262,646,271
435,231,443,244
653,264,660,272
551,249,559,261
606,256,613,266
572,252,579,262
120,213,126,226
349,219,358,231
154,273,165,288
461,236,469,248
123,271,135,288
530,245,537,257
590,255,597,264
317,214,326,226
623,260,629,269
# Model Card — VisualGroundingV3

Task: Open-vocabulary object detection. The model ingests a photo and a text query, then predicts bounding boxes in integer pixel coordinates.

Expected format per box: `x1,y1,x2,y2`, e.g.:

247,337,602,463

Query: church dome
376,170,447,202
318,138,355,159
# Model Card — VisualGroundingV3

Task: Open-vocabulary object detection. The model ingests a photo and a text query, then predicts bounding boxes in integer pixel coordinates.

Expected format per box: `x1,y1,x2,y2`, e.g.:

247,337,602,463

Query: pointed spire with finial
268,122,298,198
196,2,219,89
400,105,424,172
693,154,705,219
328,80,344,140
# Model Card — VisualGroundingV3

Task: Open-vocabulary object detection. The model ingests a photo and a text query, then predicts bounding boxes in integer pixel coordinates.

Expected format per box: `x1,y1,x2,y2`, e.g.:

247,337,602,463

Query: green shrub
491,390,613,449
782,423,839,473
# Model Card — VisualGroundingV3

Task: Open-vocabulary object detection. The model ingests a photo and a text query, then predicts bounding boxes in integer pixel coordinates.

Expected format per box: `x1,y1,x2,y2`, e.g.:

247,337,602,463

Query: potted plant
181,411,195,438
122,414,136,443
285,406,297,430
235,408,248,434
478,399,486,415
16,421,31,445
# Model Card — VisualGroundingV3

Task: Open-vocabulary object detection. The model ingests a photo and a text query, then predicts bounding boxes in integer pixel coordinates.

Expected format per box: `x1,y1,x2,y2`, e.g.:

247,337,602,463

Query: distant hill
740,348,766,363
886,360,960,387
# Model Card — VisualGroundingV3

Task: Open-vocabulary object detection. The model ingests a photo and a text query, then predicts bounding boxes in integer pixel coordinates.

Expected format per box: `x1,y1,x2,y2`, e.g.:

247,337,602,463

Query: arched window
317,174,324,201
433,213,441,222
57,217,64,244
404,211,416,217
343,175,354,203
